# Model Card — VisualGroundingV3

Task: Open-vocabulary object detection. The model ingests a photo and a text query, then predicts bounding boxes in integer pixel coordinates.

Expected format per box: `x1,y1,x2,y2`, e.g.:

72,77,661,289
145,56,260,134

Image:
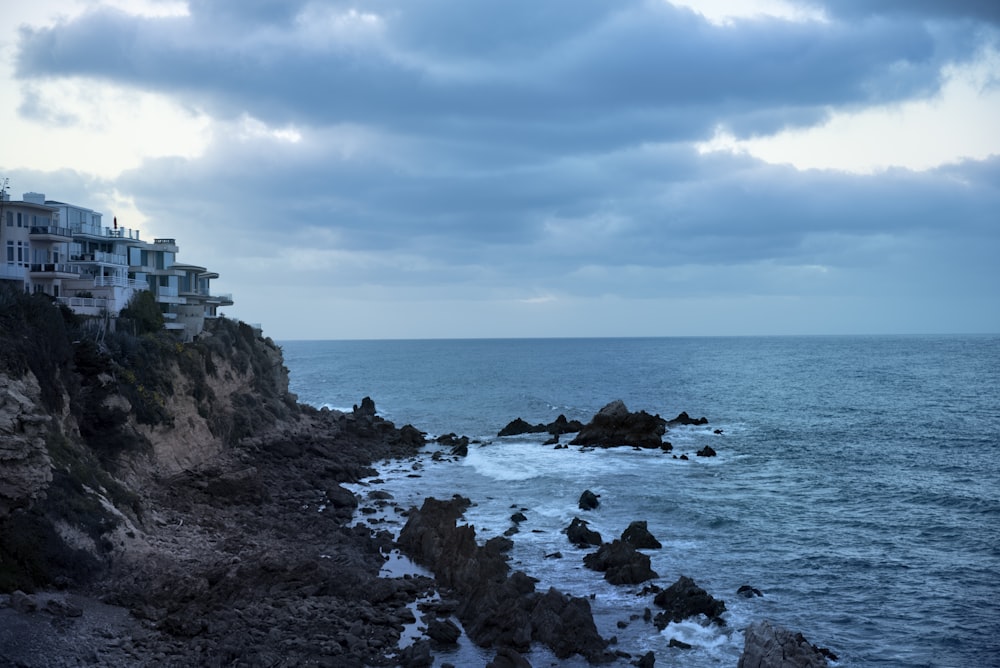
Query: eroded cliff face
0,298,302,592
0,374,53,520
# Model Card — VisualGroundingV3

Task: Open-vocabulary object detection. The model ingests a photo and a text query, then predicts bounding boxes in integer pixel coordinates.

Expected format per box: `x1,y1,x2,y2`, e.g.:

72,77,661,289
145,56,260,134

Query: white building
1,189,233,341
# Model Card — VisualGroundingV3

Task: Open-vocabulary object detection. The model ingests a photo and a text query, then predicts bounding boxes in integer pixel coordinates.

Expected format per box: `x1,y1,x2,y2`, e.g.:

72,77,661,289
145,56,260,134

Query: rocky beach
0,289,833,667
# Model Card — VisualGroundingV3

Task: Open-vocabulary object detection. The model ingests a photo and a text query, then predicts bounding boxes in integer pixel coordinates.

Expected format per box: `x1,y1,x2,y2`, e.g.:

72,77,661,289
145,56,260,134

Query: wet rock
583,540,659,585
737,585,763,598
635,650,656,667
696,445,717,457
621,521,662,549
566,517,603,547
738,619,833,668
652,576,726,628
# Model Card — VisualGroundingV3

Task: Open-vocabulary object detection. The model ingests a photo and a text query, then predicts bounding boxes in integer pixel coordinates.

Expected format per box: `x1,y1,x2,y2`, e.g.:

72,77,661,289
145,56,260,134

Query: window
6,241,12,262
16,212,22,227
5,211,11,226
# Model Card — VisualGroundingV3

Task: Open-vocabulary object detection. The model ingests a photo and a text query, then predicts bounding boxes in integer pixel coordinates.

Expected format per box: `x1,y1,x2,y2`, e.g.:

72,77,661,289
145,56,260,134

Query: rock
565,517,602,547
427,619,461,644
667,411,708,426
696,445,717,457
10,590,38,614
737,585,763,598
668,638,692,650
498,415,584,438
738,620,833,668
635,650,656,667
570,400,667,449
398,639,433,668
326,484,358,509
621,521,662,549
579,490,601,511
583,540,659,585
486,646,533,668
510,512,527,523
652,576,726,628
397,496,611,663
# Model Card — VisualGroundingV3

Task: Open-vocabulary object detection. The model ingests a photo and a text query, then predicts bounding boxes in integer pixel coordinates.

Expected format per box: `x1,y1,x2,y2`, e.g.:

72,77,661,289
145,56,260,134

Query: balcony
29,225,73,240
29,263,78,277
92,275,148,290
70,251,128,265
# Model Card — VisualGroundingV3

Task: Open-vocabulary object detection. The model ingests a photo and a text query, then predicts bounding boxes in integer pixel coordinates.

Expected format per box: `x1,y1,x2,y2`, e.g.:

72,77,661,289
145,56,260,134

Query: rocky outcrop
583,540,659,585
738,620,834,668
621,521,662,549
668,411,708,426
570,400,669,450
397,496,613,663
565,517,602,547
652,575,726,628
579,489,601,510
0,293,436,666
498,415,584,438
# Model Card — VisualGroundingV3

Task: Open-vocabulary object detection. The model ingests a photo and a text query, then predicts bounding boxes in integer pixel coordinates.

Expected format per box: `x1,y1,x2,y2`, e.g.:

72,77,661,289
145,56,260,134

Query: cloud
5,0,999,337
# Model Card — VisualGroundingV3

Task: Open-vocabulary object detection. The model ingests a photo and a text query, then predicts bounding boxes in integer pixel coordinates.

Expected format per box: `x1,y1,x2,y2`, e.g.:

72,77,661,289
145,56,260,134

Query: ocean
280,335,1000,668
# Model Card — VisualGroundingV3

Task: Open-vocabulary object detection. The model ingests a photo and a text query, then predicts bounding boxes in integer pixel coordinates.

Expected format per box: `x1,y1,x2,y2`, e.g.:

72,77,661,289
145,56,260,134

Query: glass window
5,211,11,226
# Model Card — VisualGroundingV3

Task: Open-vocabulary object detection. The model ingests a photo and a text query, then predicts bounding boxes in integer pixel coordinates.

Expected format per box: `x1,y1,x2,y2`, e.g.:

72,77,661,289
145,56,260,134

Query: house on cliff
0,189,233,341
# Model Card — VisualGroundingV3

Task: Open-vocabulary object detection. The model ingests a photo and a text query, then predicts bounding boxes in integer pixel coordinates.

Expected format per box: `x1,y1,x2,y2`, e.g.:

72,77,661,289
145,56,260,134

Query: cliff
0,288,427,666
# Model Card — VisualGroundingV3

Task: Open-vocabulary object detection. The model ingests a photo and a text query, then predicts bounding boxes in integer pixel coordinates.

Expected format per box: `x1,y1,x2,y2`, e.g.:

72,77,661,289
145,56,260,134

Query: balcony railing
57,296,111,310
153,238,176,245
30,225,73,238
92,275,148,290
70,251,128,265
0,264,27,280
157,286,179,298
29,263,77,274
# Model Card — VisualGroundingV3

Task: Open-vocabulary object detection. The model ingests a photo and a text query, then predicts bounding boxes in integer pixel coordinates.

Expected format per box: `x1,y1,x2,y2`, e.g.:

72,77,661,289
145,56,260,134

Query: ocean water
280,336,1000,667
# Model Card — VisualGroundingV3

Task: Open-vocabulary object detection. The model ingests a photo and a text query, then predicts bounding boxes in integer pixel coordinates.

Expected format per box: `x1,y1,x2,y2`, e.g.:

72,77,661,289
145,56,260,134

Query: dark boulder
621,521,662,549
565,517,602,547
326,484,358,510
427,619,461,645
583,540,659,585
635,650,656,667
738,620,833,668
570,400,667,449
579,489,601,511
652,576,726,628
696,445,717,457
667,411,708,426
498,418,539,437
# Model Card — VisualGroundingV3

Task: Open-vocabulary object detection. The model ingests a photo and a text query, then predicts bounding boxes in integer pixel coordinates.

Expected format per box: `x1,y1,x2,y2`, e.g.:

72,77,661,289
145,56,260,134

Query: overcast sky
2,0,998,339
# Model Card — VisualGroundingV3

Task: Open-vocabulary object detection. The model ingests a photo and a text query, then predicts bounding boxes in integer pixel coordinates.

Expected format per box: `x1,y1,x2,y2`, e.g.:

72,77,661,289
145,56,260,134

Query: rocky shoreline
0,291,834,667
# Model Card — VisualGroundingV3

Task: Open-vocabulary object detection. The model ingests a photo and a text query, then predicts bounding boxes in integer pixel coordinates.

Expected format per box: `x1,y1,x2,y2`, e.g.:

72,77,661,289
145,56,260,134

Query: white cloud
698,48,1000,173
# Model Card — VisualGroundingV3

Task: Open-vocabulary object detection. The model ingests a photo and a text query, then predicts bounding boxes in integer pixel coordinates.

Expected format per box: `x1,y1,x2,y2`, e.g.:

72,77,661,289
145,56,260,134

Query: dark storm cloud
15,0,970,147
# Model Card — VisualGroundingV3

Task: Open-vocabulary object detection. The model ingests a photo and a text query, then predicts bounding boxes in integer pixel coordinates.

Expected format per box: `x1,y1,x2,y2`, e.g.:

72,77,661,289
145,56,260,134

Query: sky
2,0,998,340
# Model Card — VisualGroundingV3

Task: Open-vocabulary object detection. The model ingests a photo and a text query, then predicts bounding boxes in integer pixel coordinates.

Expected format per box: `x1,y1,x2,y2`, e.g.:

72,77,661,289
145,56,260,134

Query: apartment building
0,190,233,341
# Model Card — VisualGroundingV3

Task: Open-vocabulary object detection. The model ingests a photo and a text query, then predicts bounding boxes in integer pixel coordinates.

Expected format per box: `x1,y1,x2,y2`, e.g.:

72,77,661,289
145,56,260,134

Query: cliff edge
0,288,427,666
